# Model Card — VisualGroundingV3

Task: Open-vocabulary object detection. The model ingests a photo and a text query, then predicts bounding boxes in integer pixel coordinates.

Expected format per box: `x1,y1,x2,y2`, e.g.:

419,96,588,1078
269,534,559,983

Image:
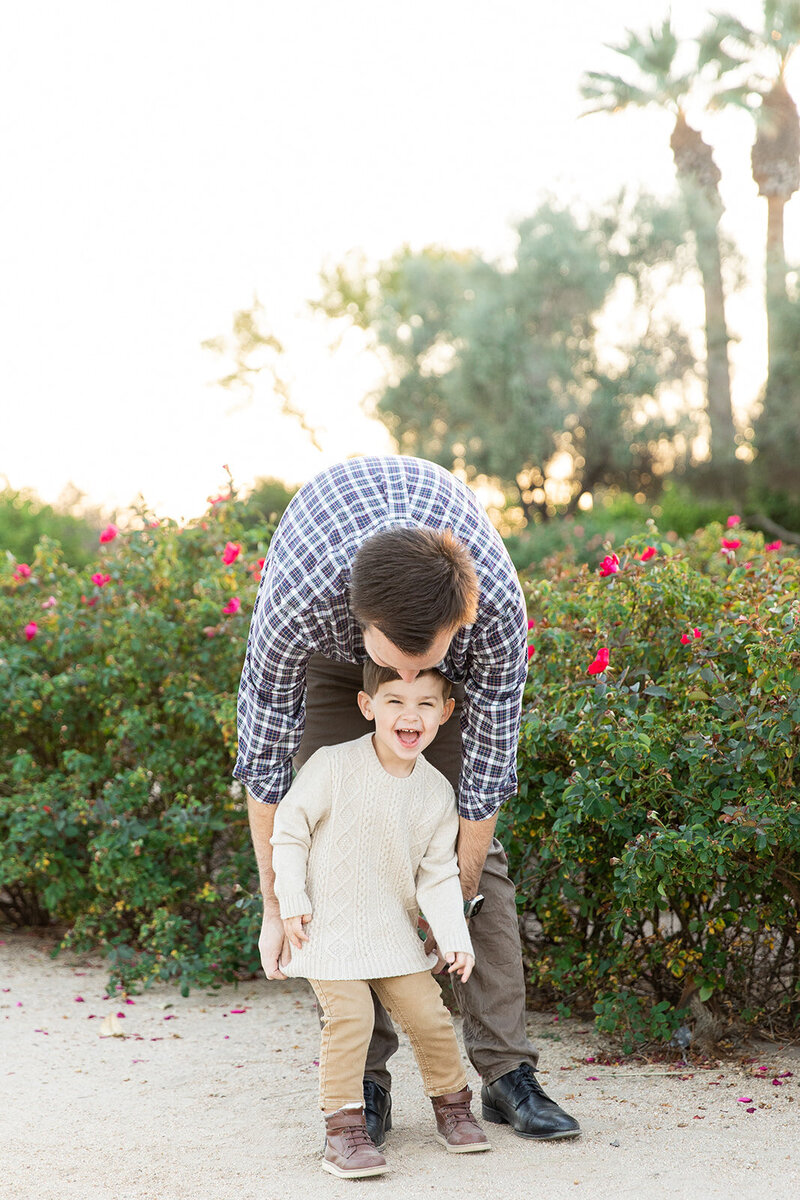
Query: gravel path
3,931,799,1200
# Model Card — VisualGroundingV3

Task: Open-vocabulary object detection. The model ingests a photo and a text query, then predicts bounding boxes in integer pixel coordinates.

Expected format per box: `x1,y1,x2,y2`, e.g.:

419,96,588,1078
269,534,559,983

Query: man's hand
259,908,290,980
444,951,474,983
247,792,293,980
283,913,312,950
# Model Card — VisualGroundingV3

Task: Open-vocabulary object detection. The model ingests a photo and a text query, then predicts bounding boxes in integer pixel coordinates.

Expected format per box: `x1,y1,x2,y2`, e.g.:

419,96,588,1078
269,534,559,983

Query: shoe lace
341,1122,375,1151
440,1100,474,1129
514,1064,549,1102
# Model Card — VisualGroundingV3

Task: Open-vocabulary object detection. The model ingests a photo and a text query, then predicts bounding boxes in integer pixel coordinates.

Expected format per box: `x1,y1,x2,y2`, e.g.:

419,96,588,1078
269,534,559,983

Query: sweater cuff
435,921,474,961
277,891,313,920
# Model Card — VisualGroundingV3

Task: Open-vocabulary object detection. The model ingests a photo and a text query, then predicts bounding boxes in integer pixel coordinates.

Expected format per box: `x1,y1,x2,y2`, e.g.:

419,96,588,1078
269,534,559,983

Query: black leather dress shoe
481,1063,580,1139
362,1078,392,1150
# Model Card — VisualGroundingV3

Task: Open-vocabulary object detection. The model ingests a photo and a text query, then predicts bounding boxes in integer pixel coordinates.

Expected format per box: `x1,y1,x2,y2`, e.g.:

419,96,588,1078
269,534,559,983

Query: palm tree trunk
751,80,800,381
670,115,737,470
766,194,787,371
693,202,738,469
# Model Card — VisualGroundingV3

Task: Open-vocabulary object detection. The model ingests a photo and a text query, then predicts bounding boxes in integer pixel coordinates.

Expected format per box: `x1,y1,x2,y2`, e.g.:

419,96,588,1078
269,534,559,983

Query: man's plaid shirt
233,456,528,821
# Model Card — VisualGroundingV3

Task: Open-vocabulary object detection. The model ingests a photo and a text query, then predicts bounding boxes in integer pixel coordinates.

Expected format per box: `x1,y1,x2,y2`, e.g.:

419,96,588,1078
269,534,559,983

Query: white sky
1,0,792,521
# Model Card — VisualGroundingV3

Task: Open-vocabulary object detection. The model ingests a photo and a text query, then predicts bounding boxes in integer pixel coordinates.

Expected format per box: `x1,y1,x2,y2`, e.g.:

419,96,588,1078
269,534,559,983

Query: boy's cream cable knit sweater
270,733,474,980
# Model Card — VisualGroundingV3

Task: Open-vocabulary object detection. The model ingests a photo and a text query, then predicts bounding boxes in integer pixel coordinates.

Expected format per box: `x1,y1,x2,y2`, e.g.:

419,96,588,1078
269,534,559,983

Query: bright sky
1,0,792,521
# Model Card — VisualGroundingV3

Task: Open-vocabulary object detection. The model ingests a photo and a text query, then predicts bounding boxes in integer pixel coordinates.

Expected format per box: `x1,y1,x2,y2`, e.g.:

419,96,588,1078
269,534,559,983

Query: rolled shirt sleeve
457,584,528,822
233,577,312,804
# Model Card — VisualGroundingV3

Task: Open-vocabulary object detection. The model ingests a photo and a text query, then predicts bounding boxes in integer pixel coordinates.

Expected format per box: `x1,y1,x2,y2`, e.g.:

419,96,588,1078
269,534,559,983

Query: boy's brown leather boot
431,1087,492,1153
322,1107,389,1178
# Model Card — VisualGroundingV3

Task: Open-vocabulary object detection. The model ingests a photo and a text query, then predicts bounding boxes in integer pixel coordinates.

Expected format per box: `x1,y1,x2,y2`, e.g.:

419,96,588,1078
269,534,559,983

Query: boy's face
357,674,455,775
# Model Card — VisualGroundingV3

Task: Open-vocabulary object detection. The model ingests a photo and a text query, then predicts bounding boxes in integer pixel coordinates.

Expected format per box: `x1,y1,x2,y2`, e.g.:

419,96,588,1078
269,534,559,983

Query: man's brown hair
350,527,479,656
362,661,453,701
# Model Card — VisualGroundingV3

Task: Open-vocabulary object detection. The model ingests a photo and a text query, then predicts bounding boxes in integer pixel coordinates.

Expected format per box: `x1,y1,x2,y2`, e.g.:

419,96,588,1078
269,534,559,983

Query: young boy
270,662,491,1179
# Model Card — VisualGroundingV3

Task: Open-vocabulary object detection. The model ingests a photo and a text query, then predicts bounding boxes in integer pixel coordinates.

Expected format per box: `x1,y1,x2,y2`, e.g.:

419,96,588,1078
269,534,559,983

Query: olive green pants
294,655,538,1088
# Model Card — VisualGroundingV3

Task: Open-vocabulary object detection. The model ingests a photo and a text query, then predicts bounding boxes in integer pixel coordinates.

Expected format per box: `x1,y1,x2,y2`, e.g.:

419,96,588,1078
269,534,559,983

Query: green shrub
0,495,271,993
504,521,800,1049
4,495,800,1047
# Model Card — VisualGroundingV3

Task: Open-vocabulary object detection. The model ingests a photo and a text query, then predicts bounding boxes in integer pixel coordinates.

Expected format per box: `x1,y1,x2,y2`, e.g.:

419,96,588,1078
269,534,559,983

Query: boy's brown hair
362,661,453,701
350,527,479,656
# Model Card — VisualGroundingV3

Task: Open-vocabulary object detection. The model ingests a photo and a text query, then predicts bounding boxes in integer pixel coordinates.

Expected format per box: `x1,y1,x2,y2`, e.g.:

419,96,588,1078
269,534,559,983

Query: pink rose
765,541,782,552
99,524,119,544
721,538,741,551
222,597,241,615
587,647,610,675
598,553,620,577
14,563,32,580
640,546,656,562
90,572,111,588
222,542,242,566
24,621,38,641
726,515,741,528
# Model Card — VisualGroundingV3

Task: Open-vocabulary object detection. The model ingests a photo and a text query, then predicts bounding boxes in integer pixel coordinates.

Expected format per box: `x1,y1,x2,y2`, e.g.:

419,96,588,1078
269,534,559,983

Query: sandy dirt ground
3,931,800,1200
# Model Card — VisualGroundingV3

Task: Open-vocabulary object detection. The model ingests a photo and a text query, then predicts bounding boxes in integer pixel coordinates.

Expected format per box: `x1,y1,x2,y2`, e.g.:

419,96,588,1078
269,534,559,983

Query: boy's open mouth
396,728,421,748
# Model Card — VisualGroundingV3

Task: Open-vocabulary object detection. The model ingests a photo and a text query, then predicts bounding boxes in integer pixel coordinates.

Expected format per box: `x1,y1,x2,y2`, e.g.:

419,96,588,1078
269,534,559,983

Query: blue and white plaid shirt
233,456,528,820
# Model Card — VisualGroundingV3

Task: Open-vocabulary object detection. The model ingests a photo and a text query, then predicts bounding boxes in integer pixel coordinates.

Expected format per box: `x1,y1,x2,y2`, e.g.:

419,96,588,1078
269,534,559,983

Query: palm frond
580,71,657,111
705,10,758,50
765,1,800,43
707,83,765,111
614,16,680,79
697,23,750,75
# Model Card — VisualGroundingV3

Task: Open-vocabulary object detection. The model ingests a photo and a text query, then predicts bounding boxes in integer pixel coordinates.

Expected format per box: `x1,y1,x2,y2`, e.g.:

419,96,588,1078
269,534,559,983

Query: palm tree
699,3,800,370
581,17,738,475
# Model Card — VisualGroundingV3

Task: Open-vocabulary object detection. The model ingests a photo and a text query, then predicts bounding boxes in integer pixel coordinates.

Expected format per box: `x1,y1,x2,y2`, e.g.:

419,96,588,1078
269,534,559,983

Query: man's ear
357,690,374,721
439,697,456,726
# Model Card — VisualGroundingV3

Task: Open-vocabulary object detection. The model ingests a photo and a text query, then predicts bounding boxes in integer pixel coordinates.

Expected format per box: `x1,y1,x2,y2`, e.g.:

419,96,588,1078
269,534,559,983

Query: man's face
362,624,456,683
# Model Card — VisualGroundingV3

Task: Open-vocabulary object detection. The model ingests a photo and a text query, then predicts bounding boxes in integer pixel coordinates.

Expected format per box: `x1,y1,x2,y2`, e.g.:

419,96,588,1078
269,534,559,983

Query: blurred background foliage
5,2,800,1052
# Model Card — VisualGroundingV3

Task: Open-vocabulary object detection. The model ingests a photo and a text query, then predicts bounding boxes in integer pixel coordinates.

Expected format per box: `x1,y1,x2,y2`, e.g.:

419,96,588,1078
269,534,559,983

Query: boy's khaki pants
309,971,467,1112
295,655,540,1091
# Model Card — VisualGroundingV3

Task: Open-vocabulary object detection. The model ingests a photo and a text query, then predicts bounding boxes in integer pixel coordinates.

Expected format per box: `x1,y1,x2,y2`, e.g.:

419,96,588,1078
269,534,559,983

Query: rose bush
504,522,800,1049
3,502,799,1048
0,489,272,994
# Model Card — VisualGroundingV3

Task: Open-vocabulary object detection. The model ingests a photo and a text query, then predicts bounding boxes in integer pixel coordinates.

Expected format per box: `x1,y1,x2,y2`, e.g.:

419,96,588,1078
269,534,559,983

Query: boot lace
513,1064,549,1102
440,1099,474,1130
341,1121,375,1152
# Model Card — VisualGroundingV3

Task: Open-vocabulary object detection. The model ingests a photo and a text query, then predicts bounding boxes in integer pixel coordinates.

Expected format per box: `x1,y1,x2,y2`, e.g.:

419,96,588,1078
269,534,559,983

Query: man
234,454,580,1145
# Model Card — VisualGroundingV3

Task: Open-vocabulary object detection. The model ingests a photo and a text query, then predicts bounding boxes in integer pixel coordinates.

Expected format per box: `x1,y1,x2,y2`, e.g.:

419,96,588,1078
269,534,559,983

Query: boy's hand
444,951,474,983
283,913,312,950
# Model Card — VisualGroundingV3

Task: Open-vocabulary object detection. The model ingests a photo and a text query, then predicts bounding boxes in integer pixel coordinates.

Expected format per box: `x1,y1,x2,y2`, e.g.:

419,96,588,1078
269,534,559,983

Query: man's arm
457,811,498,899
247,790,290,980
457,595,528,822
